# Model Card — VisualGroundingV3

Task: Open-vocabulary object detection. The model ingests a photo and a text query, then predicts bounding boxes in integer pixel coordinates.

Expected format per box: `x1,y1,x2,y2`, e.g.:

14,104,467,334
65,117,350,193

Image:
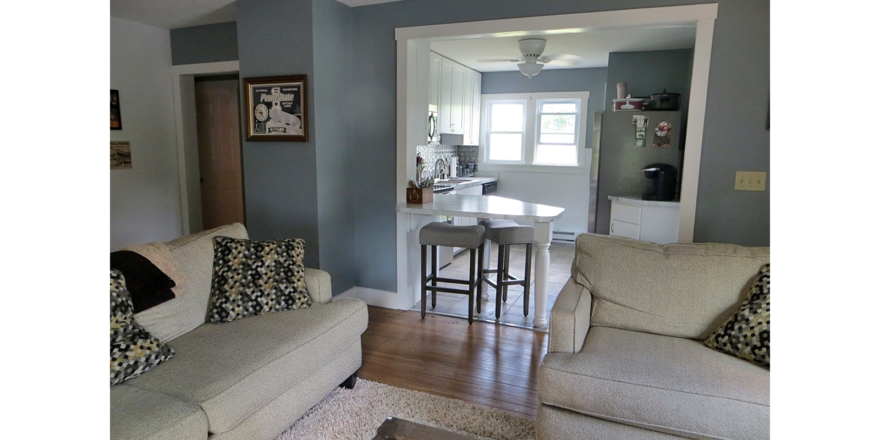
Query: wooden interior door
195,77,245,230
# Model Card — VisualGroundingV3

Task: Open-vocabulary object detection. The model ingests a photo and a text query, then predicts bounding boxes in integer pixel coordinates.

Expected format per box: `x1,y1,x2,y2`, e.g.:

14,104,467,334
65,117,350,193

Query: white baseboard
334,286,415,310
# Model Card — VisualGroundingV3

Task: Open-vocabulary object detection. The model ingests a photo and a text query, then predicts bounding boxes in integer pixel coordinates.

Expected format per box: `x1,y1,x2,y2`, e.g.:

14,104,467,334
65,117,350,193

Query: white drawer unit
608,196,680,244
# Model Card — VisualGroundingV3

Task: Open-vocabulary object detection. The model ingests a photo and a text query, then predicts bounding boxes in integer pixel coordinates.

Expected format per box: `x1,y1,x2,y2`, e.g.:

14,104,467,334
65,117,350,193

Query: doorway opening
172,60,241,235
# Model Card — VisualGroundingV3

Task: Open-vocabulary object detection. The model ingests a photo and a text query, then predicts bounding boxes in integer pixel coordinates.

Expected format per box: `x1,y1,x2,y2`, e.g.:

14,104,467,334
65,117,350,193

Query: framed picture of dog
243,75,308,142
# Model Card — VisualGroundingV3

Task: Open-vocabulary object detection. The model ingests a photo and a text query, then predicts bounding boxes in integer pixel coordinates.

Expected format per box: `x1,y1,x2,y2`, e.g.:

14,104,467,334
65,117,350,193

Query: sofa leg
339,371,358,389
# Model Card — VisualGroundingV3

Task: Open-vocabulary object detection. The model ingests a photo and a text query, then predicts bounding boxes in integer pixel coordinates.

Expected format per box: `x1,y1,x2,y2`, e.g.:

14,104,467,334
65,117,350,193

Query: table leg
532,221,552,328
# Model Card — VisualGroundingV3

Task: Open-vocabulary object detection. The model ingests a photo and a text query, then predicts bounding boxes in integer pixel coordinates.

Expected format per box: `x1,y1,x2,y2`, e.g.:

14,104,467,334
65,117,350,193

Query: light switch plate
734,171,767,191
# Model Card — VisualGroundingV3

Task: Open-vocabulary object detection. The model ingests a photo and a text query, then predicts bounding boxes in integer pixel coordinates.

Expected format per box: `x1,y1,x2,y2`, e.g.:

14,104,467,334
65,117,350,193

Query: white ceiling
432,24,697,72
110,0,696,72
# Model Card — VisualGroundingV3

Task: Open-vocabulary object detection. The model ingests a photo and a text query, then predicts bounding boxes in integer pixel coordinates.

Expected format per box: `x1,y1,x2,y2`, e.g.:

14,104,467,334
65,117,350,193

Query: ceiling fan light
517,62,543,78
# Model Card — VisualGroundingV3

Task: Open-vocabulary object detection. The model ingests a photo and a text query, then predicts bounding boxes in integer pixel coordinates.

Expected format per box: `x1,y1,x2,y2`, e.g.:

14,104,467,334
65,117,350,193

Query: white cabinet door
610,220,640,240
440,56,465,134
462,68,475,142
470,71,481,145
439,57,454,134
450,62,465,133
429,52,441,110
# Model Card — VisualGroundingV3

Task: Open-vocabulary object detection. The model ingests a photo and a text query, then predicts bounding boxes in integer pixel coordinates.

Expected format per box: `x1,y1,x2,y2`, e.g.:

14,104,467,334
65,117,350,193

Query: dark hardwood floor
359,305,548,419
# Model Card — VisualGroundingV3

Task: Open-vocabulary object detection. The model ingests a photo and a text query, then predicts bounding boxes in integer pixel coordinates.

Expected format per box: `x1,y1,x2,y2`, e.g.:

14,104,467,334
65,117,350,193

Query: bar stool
420,222,486,324
479,219,534,319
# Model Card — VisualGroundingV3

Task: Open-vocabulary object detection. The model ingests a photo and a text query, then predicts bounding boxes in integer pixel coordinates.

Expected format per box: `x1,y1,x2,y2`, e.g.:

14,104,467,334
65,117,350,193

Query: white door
195,78,245,230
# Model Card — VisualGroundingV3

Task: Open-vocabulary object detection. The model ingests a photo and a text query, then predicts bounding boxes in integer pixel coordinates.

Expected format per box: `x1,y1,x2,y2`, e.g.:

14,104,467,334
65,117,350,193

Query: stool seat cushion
480,219,534,245
419,223,486,249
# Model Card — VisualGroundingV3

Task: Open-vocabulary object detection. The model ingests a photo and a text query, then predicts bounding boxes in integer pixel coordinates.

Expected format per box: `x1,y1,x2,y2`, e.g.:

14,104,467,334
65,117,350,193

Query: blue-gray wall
236,0,321,271
169,0,770,294
313,0,356,293
170,22,238,65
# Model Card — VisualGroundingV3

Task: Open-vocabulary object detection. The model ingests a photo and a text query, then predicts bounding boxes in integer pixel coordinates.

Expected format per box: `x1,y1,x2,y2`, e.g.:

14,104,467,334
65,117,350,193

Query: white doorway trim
171,60,240,235
395,4,717,303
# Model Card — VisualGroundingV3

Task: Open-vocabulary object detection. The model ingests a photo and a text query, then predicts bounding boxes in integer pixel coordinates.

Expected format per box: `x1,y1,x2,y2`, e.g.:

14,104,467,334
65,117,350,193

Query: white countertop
397,194,564,222
609,195,680,208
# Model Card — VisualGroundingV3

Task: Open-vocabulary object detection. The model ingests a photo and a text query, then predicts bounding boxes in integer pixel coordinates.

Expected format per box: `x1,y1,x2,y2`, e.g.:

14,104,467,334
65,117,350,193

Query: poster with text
244,75,308,142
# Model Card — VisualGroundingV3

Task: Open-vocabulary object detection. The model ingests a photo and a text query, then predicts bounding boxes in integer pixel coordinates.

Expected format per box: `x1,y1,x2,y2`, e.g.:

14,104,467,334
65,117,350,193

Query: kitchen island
396,194,564,328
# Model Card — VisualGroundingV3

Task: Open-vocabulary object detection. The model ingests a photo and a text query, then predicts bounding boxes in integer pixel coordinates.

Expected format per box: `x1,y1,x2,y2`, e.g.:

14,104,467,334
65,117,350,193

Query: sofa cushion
133,224,249,342
705,263,770,367
539,327,769,440
208,236,311,323
572,234,770,339
111,269,175,385
125,297,368,436
111,384,208,440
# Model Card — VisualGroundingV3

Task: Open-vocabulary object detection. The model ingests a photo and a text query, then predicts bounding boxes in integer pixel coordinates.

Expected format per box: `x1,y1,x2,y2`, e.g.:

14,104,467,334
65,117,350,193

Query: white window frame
484,99,527,164
479,91,590,172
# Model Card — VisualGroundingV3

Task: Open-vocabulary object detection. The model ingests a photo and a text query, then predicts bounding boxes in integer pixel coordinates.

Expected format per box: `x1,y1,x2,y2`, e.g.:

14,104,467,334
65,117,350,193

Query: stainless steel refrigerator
589,110,684,235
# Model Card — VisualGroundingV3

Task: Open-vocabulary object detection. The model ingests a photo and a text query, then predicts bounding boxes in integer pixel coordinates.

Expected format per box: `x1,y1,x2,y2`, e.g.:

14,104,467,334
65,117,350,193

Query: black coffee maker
642,164,677,201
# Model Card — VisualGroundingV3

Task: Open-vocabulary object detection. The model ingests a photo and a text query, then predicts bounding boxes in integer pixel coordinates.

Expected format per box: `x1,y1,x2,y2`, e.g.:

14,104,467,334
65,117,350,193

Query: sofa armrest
304,268,332,304
548,278,593,354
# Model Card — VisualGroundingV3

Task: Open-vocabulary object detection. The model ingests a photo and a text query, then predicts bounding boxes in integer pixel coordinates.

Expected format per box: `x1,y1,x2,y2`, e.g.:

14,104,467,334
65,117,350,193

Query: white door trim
395,4,718,303
171,60,240,235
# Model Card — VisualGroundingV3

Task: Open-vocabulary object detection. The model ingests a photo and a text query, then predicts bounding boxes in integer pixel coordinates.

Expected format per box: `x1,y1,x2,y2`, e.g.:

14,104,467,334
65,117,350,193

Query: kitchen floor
410,240,576,332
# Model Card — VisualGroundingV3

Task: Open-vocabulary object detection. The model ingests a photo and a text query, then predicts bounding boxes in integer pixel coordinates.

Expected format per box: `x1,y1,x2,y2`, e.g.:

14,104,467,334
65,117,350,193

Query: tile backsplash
416,144,479,178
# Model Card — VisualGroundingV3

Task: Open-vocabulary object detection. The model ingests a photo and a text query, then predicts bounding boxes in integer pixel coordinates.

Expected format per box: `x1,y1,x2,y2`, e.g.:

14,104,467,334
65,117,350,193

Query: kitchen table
396,194,564,328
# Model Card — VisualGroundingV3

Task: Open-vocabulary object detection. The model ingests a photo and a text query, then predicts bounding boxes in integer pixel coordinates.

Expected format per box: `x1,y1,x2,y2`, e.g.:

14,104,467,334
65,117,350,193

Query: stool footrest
425,285,476,295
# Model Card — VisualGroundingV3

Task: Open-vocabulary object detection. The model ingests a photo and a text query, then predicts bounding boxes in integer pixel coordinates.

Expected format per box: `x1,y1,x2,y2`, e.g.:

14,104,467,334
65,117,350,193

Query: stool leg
467,248,476,324
502,245,511,302
523,243,532,316
476,243,484,314
495,244,505,319
431,245,438,309
421,244,427,319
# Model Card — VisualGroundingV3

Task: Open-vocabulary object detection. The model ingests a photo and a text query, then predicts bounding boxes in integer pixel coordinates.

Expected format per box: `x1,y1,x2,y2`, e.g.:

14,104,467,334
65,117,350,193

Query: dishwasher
482,181,497,195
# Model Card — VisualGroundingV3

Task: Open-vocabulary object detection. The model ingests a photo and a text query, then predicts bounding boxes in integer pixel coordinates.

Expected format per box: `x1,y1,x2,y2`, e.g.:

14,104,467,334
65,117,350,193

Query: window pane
535,144,577,165
539,133,576,144
541,102,577,113
489,133,522,161
490,103,524,132
540,114,575,134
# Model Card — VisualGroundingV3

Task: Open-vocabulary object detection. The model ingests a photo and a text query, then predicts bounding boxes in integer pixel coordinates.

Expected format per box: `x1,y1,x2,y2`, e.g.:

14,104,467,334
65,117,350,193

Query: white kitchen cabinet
469,70,482,145
462,68,475,141
440,57,466,134
429,52,441,110
437,55,480,143
609,196,680,244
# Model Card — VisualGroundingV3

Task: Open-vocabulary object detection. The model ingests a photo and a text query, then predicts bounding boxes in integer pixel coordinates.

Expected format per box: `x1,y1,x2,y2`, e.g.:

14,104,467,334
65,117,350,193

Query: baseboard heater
552,231,577,242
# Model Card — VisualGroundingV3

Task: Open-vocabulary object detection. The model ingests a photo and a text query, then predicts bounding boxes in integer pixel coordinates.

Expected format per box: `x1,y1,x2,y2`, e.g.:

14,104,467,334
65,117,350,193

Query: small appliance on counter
642,163,677,201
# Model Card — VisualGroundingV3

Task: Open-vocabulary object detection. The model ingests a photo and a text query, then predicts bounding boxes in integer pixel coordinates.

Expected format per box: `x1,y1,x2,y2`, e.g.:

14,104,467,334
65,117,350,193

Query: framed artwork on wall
243,75,308,142
110,89,122,130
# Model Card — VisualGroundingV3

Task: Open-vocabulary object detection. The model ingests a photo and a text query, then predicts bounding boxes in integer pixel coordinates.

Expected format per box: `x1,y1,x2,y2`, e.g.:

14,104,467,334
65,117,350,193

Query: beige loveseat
537,234,770,440
111,223,369,440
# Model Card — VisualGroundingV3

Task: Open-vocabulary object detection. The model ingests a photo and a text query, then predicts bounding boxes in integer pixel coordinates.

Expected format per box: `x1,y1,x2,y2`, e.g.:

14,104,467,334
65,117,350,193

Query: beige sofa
111,223,369,440
537,234,770,440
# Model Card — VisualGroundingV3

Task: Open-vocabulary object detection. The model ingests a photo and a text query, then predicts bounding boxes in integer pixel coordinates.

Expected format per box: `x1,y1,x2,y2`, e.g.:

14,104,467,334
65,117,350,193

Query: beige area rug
274,379,536,440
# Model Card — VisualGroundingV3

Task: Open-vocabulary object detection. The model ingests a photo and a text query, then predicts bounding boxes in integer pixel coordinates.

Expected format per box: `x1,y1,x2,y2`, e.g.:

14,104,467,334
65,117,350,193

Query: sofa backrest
133,223,248,342
571,234,769,340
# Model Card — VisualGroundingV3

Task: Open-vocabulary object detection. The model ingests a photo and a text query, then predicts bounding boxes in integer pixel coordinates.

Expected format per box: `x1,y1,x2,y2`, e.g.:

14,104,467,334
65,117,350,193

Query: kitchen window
480,91,589,169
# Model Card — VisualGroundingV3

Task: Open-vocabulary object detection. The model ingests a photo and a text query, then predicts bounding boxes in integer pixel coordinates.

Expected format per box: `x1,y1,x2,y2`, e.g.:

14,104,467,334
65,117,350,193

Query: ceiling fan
481,38,552,78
